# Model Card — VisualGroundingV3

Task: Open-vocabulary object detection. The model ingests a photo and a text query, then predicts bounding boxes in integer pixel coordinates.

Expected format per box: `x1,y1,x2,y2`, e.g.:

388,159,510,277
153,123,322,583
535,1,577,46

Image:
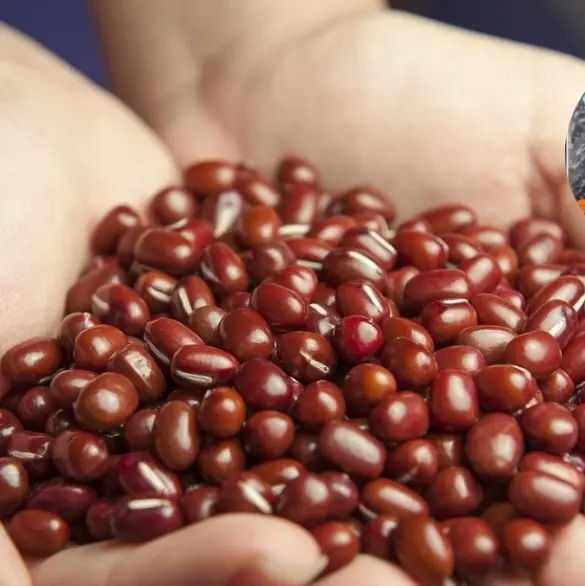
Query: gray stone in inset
567,92,585,201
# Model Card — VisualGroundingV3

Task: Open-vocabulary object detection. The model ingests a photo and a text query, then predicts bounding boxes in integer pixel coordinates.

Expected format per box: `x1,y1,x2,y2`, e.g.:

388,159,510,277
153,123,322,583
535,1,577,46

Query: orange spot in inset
578,200,585,213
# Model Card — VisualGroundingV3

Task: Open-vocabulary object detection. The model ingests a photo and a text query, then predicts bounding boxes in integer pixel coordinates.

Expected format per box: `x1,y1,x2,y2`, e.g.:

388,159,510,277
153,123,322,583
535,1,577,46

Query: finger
29,515,325,586
314,554,416,586
0,525,31,586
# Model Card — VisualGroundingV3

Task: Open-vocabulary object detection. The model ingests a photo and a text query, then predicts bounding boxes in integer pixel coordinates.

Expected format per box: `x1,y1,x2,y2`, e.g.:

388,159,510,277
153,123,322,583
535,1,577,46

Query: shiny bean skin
149,186,197,226
171,344,239,390
278,185,320,225
168,276,215,324
74,325,128,372
235,358,293,411
250,459,306,488
218,308,274,361
471,293,526,332
51,430,110,482
491,245,519,281
198,387,246,438
510,218,565,248
519,403,578,454
540,369,575,403
419,205,476,234
459,224,507,250
199,242,249,298
508,470,582,523
197,439,247,484
456,325,517,365
311,521,360,573
294,380,346,428
519,452,585,492
289,431,327,472
444,517,499,576
307,215,356,246
16,386,55,430
181,486,219,524
527,275,585,315
25,480,96,524
86,500,115,541
518,233,562,266
494,286,527,311
304,303,341,339
503,331,562,380
342,363,397,417
319,471,359,519
110,496,185,542
153,401,199,471
91,205,140,255
339,227,397,271
0,457,29,517
393,515,455,586
322,248,386,292
524,300,578,350
425,467,483,519
277,331,337,382
342,186,396,222
465,413,524,480
502,518,550,571
91,284,151,336
237,175,281,207
134,228,198,276
459,253,502,295
385,440,439,487
117,451,182,498
319,421,386,479
385,266,420,309
475,364,536,412
332,316,383,364
381,316,434,352
58,312,102,352
428,370,479,431
369,391,429,442
7,431,53,479
403,268,473,314
133,271,178,314
185,160,237,195
250,282,308,331
361,515,399,558
442,233,484,265
434,345,486,376
198,188,244,238
1,337,63,387
66,265,126,314
123,409,158,451
426,434,465,470
7,510,70,557
44,410,77,437
73,372,139,431
243,411,295,460
188,305,226,347
215,471,273,515
335,280,389,324
49,369,96,409
420,300,478,346
287,237,333,264
380,337,437,388
561,332,585,384
245,241,296,284
236,205,282,247
275,473,331,527
516,264,565,299
392,230,448,271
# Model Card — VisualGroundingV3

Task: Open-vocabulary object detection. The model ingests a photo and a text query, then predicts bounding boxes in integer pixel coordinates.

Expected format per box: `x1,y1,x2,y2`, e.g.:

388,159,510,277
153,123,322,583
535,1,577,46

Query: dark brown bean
459,253,503,295
181,486,218,524
16,386,55,430
7,431,54,479
91,284,151,336
25,480,96,524
234,358,293,411
86,500,115,541
246,241,296,283
361,515,399,558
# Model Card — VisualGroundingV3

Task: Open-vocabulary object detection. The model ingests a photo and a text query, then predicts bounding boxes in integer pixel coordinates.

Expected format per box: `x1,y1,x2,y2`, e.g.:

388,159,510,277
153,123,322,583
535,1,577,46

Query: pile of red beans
1,157,585,585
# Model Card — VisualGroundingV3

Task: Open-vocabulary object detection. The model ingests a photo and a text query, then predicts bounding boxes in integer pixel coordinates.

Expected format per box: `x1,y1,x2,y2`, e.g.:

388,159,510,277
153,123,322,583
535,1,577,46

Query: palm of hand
3,12,585,586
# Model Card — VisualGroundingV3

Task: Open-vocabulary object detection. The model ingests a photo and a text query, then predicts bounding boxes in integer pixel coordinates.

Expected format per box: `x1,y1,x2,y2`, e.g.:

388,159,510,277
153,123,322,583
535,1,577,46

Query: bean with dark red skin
403,268,473,313
243,411,295,460
459,253,503,295
311,521,360,573
385,266,420,309
185,160,237,195
339,227,397,271
216,308,273,362
524,300,578,350
392,230,449,271
456,325,517,365
181,485,219,524
215,471,273,514
418,204,476,234
385,439,439,487
503,331,562,381
237,175,280,207
502,518,550,572
25,480,96,524
250,459,306,489
123,408,157,451
517,233,562,266
397,217,432,233
110,496,184,542
16,386,54,430
289,431,327,472
443,517,499,576
277,331,337,383
561,332,585,384
66,264,127,314
198,387,246,438
465,413,524,480
7,509,70,557
270,266,318,305
335,280,389,326
520,452,585,492
91,284,151,336
1,337,63,388
0,457,28,517
342,186,396,222
319,421,386,480
458,224,507,250
275,473,331,527
426,434,465,470
349,211,388,234
515,264,564,299
86,500,115,541
494,285,526,311
540,369,574,403
527,275,585,315
171,344,239,390
277,184,320,224
58,312,101,352
49,370,95,409
305,304,341,339
317,471,359,519
393,515,455,586
518,403,578,455
306,215,356,246
573,404,585,450
475,364,536,412
117,451,182,498
199,242,249,298
197,439,247,484
134,228,198,276
510,217,565,248
380,316,434,352
149,186,196,226
234,359,292,411
380,337,437,388
322,248,386,291
434,345,486,376
91,205,140,255
443,233,484,265
45,410,77,437
153,401,199,471
428,370,478,431
188,306,226,347
491,245,519,281
73,372,138,432
74,325,128,372
249,282,308,332
220,291,252,312
246,241,296,284
115,225,146,268
332,316,383,365
51,430,110,482
294,380,345,429
342,363,397,417
369,391,429,442
425,466,483,519
361,515,399,559
166,276,215,324
198,190,244,238
471,293,526,332
7,431,53,479
421,300,478,346
133,271,177,314
311,283,337,308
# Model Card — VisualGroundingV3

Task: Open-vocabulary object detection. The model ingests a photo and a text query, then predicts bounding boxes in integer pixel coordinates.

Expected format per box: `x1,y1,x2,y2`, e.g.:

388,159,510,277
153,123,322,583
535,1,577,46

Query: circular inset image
567,92,585,211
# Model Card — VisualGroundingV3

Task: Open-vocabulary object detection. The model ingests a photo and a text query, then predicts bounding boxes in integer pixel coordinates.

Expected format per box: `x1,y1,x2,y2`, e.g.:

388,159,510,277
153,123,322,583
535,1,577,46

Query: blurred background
1,0,585,88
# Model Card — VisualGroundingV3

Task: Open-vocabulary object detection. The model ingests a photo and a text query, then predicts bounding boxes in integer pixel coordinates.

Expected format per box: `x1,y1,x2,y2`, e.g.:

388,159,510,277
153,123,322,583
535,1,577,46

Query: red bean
332,316,383,364
7,431,54,479
519,403,578,454
311,521,360,573
385,440,439,487
361,515,399,558
197,439,246,484
434,345,486,375
1,337,63,388
117,451,181,498
276,473,331,527
456,325,516,364
171,344,239,390
519,452,585,492
381,316,434,352
425,467,483,519
74,325,128,372
243,411,295,460
181,486,218,523
392,230,449,271
340,227,397,271
185,160,237,195
250,459,306,489
342,186,395,222
290,431,327,472
51,430,110,481
200,242,249,298
471,293,526,332
25,480,96,524
7,509,70,557
277,331,337,382
369,391,429,442
149,186,196,226
294,380,345,429
503,331,562,380
510,218,565,249
501,518,551,571
380,337,437,388
198,387,246,438
322,248,386,292
0,457,29,518
561,331,585,384
459,253,502,294
305,303,341,339
527,275,585,315
428,370,478,431
420,299,478,346
86,499,115,541
342,363,397,417
403,268,473,312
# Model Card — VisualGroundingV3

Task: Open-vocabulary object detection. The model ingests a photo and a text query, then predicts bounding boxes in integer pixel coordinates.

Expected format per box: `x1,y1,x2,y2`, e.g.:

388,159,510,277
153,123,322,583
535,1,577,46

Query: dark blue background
1,0,583,87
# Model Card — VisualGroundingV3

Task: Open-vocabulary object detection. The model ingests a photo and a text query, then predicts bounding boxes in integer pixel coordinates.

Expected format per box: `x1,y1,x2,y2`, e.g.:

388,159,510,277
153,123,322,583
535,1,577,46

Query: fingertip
0,524,32,586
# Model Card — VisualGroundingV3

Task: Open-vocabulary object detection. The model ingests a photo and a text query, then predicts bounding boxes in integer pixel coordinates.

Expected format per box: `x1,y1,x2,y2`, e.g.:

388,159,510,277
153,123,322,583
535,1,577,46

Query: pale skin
1,1,585,584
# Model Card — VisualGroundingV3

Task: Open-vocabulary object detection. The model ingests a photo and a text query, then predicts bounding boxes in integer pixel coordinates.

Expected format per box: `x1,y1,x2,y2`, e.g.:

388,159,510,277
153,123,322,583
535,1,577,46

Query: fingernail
259,553,329,582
